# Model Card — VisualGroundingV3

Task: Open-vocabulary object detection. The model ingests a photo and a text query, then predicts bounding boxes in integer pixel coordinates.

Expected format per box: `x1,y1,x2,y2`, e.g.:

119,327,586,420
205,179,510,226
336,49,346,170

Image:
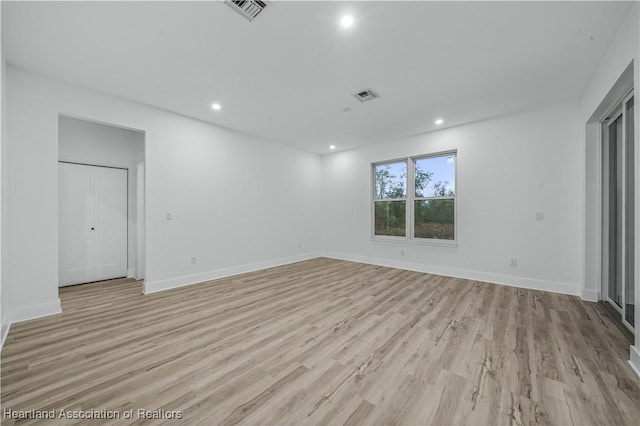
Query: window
373,160,407,237
373,151,456,243
413,154,456,240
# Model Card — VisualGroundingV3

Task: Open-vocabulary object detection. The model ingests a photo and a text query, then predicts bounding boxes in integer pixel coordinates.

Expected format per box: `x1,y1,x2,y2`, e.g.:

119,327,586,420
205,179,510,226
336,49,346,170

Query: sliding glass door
602,92,634,332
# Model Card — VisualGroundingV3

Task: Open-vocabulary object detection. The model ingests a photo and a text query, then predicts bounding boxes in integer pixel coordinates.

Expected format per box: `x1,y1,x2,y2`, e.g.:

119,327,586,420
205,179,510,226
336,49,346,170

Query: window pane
374,161,407,199
625,96,634,326
414,199,454,240
415,155,455,198
374,201,406,236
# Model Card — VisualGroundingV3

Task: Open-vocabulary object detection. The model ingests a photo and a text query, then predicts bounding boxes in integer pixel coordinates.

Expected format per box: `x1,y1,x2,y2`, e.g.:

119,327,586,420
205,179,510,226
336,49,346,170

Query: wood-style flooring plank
2,258,639,425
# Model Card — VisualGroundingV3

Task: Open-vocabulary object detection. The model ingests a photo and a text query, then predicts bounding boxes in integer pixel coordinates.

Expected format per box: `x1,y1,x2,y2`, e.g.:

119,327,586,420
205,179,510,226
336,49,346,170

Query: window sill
371,236,458,247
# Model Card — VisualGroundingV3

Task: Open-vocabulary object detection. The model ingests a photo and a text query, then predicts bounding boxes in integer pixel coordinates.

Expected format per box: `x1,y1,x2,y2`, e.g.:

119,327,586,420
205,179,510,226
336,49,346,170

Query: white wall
59,116,144,279
0,2,9,346
4,66,322,322
322,102,583,295
636,1,639,377
636,0,639,378
580,3,640,376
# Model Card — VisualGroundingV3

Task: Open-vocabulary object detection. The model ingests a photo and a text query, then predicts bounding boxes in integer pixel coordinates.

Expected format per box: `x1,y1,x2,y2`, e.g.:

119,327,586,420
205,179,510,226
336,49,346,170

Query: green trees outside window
373,152,456,241
373,161,407,237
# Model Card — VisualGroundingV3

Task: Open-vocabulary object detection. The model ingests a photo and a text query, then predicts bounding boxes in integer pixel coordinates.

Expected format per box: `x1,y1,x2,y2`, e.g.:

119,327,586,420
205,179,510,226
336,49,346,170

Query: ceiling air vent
353,89,380,102
225,0,268,22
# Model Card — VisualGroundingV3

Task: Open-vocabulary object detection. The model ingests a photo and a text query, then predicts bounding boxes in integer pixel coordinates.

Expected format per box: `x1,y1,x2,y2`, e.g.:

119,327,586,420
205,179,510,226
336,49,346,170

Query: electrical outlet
166,212,173,221
400,250,405,256
510,258,518,267
190,256,196,264
535,211,544,221
298,242,302,249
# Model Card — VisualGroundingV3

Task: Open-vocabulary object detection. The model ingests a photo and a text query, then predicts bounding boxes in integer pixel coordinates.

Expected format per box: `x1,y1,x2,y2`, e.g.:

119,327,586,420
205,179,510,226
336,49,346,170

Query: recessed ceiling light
329,145,336,150
435,118,444,125
340,15,354,28
211,103,222,111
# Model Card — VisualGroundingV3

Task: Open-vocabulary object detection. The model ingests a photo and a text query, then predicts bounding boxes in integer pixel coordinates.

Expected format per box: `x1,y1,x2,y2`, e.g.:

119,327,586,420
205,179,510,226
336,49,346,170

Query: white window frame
371,158,409,241
371,150,457,246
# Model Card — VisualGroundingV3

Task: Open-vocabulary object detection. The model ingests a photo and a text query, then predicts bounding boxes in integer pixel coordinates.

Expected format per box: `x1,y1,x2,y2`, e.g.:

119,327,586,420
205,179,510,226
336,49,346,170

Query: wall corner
629,345,640,378
580,287,599,302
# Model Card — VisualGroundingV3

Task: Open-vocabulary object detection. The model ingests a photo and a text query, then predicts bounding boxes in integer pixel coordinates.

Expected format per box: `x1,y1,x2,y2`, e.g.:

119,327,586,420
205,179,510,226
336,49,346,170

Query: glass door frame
601,90,635,333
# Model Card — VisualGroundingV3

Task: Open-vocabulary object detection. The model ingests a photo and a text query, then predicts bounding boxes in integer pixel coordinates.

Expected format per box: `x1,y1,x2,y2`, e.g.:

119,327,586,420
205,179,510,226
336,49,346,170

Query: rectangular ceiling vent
225,0,268,22
354,89,380,102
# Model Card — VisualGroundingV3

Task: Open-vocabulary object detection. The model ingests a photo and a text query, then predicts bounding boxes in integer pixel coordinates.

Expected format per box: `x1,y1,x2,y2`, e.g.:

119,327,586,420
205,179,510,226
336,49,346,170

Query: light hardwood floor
2,258,639,425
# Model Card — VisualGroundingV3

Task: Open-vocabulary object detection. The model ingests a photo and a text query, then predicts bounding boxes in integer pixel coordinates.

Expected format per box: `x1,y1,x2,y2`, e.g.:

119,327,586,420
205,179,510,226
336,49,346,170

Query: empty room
1,1,639,425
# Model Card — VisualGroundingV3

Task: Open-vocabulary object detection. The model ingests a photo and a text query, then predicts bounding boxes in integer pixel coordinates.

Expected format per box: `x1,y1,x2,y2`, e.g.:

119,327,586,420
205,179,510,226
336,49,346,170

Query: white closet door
59,163,128,286
94,167,128,281
59,163,95,286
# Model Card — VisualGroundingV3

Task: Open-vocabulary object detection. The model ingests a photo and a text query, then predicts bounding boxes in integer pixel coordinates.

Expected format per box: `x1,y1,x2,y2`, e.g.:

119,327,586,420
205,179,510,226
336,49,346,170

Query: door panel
94,167,128,281
607,114,623,308
624,96,635,327
601,93,635,333
59,163,127,286
59,164,95,286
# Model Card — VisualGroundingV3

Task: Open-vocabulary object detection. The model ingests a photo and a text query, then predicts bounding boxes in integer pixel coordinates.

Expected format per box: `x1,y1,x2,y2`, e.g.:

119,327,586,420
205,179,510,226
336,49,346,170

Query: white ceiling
2,1,634,154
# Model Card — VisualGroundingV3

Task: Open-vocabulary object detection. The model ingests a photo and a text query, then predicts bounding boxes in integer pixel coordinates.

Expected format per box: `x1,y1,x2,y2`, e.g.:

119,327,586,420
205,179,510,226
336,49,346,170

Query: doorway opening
58,115,145,288
601,91,635,334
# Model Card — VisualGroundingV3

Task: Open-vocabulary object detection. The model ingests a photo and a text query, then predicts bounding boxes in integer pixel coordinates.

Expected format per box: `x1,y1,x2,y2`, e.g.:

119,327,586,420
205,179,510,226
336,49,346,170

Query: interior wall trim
143,252,322,294
322,251,581,297
5,298,62,328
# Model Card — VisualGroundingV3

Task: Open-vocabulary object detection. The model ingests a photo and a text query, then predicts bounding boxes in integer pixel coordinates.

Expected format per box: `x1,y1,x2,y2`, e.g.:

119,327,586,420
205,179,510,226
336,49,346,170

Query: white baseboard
127,268,137,279
323,251,580,296
0,319,10,350
143,252,322,294
143,250,581,298
580,288,600,302
630,346,640,378
7,298,62,325
2,299,62,349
